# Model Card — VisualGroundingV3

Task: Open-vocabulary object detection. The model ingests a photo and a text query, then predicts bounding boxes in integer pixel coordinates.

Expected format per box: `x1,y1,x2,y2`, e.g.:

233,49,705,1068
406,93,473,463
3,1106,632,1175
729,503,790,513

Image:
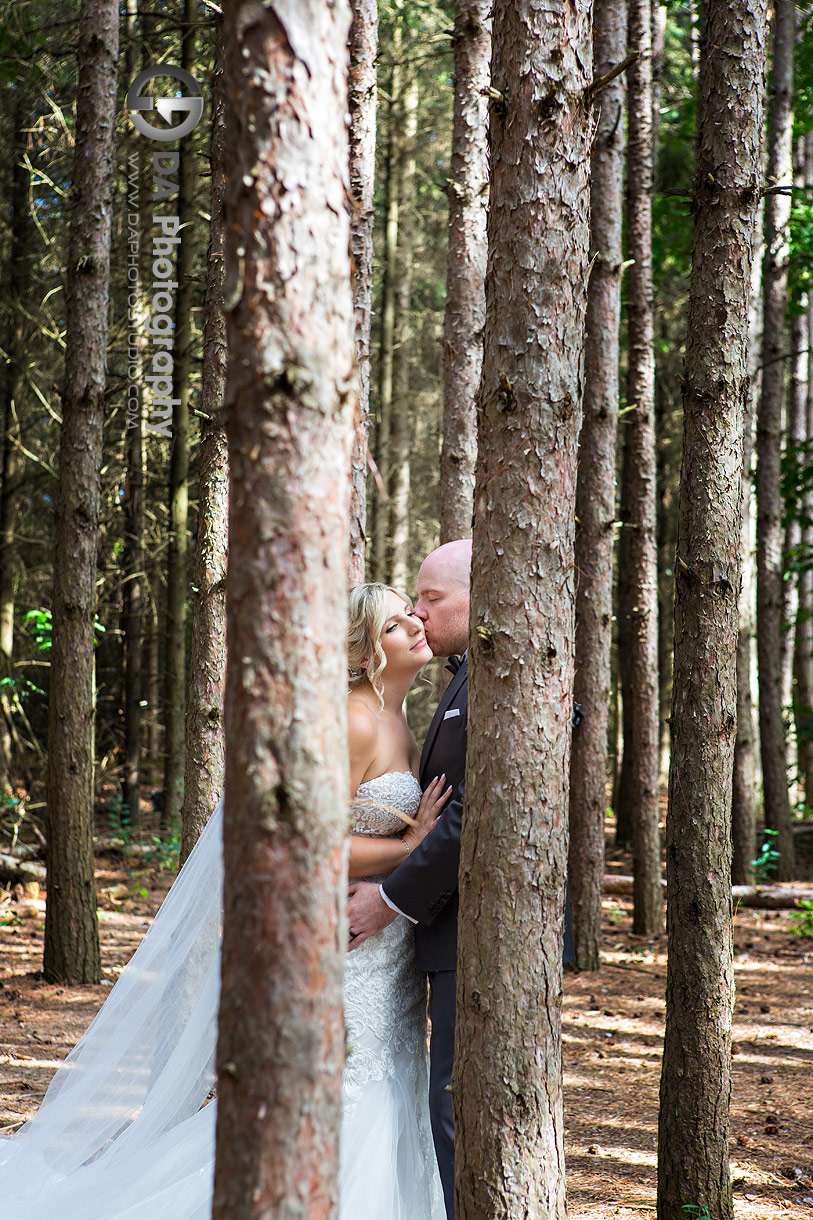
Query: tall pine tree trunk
387,72,418,591
121,0,147,829
455,1,591,1213
756,0,796,878
213,2,355,1215
569,0,626,972
44,0,119,984
162,0,198,836
657,1,765,1215
620,0,663,934
439,0,490,544
181,18,228,865
0,91,29,793
348,0,378,582
731,229,763,884
370,35,402,582
797,132,813,804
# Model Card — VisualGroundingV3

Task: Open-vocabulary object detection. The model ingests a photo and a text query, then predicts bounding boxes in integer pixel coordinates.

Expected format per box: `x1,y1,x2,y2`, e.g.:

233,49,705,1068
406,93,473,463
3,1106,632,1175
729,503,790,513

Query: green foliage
790,899,813,938
22,608,107,653
148,830,181,872
751,829,781,884
681,1207,713,1220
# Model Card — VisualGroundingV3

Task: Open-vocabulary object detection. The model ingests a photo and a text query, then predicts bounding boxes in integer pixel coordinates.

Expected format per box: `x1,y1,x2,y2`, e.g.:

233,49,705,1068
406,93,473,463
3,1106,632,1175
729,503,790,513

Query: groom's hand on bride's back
346,881,396,950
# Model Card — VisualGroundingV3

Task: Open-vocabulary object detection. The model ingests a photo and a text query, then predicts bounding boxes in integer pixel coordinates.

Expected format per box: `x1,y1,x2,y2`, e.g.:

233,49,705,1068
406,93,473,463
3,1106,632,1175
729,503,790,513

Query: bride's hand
403,774,452,852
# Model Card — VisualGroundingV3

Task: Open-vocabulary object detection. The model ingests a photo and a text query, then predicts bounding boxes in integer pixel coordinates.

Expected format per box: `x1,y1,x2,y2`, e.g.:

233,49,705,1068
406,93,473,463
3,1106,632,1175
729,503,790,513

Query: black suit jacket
382,658,468,972
382,654,576,972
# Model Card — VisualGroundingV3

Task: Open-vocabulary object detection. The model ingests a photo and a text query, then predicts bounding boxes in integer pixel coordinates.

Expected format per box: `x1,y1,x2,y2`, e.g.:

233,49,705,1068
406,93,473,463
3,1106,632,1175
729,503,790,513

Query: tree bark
387,71,418,592
756,0,796,878
162,0,198,836
370,34,401,582
439,0,490,545
619,0,663,934
213,4,355,1217
797,134,813,805
44,0,119,984
731,228,762,884
0,90,30,794
657,1,765,1215
569,0,626,973
347,0,378,583
181,17,228,866
121,0,147,829
455,0,591,1213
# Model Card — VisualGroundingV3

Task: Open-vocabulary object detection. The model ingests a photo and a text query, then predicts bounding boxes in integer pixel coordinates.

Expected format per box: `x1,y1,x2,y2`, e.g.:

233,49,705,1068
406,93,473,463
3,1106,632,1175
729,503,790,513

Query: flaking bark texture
732,212,763,885
439,0,490,544
213,4,355,1218
181,21,228,865
619,0,663,935
348,0,378,582
455,1,592,1215
756,0,795,878
44,0,119,984
569,0,627,972
656,2,766,1215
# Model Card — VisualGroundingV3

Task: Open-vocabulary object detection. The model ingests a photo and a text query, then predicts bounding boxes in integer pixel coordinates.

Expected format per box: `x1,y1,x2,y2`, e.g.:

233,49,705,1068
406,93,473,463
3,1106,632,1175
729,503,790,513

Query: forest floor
1,818,812,1218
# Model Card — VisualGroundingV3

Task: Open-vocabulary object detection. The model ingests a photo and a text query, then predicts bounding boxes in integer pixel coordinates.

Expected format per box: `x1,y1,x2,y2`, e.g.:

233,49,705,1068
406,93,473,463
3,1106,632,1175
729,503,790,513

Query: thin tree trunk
784,294,806,805
371,40,401,582
797,132,813,804
44,0,119,984
455,0,591,1212
756,0,796,878
213,3,355,1216
121,0,146,829
439,0,490,545
181,17,228,866
569,0,626,972
145,556,162,782
732,229,763,884
348,0,378,583
657,0,765,1214
621,0,663,934
387,72,418,592
162,0,198,837
0,91,29,793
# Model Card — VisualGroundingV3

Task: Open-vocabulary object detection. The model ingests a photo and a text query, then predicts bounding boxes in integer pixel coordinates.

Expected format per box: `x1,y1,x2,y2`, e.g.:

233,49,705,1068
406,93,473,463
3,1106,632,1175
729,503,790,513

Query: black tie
445,655,461,676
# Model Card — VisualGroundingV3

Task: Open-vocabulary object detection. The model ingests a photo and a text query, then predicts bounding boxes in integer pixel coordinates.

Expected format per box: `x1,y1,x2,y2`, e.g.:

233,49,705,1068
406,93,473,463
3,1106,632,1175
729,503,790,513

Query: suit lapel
420,659,467,778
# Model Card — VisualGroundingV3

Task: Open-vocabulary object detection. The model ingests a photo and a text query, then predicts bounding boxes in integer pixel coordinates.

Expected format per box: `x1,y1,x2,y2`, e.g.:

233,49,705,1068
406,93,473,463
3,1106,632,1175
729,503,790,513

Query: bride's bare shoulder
347,695,378,751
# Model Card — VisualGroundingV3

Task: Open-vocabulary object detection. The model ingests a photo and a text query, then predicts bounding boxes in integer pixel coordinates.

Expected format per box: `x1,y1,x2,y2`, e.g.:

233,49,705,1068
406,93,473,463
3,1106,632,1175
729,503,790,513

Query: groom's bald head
413,540,471,657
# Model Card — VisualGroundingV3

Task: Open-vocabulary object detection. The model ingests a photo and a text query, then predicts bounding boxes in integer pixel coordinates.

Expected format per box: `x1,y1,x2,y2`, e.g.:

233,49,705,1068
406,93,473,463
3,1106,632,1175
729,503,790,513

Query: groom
347,539,575,1219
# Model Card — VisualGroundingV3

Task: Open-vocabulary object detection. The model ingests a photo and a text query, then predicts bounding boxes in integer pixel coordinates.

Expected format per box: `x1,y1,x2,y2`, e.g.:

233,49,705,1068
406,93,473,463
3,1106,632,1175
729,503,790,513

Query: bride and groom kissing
0,538,574,1220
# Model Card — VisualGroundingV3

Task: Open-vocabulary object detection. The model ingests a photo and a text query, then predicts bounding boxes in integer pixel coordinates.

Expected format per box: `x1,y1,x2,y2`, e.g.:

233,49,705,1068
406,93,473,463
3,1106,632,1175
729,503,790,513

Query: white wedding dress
0,772,444,1220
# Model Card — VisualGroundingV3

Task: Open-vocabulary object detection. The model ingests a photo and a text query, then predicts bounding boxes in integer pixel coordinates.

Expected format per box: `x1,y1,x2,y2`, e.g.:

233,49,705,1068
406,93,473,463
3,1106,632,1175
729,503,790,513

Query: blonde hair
348,582,411,710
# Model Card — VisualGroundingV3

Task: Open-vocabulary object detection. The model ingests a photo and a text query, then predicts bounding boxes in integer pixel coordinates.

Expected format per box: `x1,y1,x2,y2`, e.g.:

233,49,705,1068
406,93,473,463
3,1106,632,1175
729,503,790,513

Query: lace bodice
351,770,421,837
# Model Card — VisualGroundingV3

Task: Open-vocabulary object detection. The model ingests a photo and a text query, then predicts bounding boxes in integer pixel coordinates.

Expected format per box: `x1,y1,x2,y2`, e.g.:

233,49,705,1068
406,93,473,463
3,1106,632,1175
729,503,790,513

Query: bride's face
377,589,432,679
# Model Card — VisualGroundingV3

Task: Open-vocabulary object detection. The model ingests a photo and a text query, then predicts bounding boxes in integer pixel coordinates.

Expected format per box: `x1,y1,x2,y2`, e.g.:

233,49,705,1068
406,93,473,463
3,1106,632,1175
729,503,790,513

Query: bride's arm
348,776,451,879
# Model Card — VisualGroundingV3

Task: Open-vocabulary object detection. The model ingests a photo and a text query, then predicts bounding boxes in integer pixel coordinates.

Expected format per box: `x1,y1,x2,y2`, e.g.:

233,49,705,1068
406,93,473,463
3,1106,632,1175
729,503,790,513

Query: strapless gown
0,773,444,1219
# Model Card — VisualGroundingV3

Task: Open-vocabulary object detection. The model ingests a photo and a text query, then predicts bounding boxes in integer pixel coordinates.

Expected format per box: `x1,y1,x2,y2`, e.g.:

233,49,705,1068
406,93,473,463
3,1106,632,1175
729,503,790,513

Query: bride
0,582,448,1220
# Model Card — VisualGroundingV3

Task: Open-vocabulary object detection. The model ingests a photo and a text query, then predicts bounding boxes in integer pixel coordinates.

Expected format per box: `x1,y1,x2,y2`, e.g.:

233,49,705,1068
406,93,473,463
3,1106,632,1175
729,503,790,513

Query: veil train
0,801,225,1219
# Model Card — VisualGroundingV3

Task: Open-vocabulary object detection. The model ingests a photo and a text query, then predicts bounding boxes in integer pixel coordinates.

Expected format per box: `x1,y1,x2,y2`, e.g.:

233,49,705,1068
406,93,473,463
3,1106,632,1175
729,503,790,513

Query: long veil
0,800,225,1220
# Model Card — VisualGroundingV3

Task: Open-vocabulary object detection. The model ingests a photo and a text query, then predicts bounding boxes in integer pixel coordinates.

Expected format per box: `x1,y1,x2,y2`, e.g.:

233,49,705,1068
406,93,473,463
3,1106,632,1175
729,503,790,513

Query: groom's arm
381,776,463,925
